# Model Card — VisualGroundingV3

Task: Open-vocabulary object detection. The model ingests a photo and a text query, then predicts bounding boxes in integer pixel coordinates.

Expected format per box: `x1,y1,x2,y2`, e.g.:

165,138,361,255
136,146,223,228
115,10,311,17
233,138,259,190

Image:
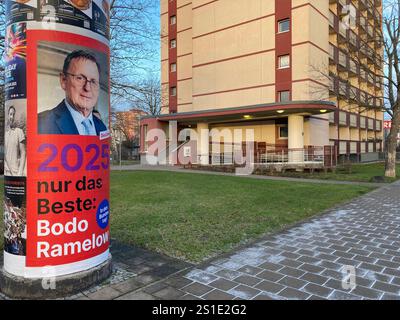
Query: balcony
338,50,348,70
329,75,339,95
367,72,375,86
360,116,367,129
349,31,358,50
376,120,382,131
368,118,375,130
359,15,367,34
338,22,348,43
329,11,338,34
339,111,348,126
349,86,359,102
339,80,349,97
349,59,358,76
329,43,338,63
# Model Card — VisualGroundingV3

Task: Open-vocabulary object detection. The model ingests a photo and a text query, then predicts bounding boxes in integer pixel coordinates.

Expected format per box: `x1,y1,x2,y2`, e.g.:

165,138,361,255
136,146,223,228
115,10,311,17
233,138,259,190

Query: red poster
25,30,111,268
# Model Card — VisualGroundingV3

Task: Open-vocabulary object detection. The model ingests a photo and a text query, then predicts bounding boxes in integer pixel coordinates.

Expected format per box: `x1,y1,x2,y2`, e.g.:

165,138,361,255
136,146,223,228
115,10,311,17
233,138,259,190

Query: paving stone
253,293,283,300
325,278,348,291
372,281,400,295
299,263,325,274
183,283,213,297
314,253,338,262
303,283,333,298
279,258,304,269
116,291,157,300
320,269,344,280
328,290,363,300
202,289,235,300
257,262,283,272
297,255,321,264
278,276,308,290
143,282,168,295
153,286,185,300
353,255,378,264
351,286,383,300
297,249,316,257
185,271,219,285
215,269,243,280
258,270,285,282
279,287,310,300
86,287,122,300
375,259,400,269
383,268,400,278
255,280,285,294
234,275,262,287
164,276,193,290
280,251,301,260
279,266,306,278
237,265,264,275
134,274,161,286
391,277,400,287
307,295,328,300
359,262,385,273
333,251,355,259
381,293,400,301
209,278,239,291
300,273,329,286
228,285,261,300
111,279,142,293
318,260,342,271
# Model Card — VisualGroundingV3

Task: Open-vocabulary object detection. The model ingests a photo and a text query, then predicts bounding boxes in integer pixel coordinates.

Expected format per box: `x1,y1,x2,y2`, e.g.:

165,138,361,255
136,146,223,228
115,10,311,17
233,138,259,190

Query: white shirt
65,99,97,136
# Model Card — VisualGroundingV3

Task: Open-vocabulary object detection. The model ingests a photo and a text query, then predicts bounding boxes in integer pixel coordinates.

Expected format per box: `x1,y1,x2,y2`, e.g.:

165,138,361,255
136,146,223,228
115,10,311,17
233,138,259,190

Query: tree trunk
385,109,400,178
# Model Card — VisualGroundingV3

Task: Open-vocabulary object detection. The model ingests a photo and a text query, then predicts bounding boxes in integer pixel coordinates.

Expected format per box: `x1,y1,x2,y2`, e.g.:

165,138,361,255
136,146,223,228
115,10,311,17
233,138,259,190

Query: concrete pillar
197,123,209,165
288,115,304,162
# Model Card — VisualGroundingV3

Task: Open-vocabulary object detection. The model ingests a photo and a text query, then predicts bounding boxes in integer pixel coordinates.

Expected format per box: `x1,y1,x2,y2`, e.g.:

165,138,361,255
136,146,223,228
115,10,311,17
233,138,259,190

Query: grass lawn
0,171,374,263
276,162,400,183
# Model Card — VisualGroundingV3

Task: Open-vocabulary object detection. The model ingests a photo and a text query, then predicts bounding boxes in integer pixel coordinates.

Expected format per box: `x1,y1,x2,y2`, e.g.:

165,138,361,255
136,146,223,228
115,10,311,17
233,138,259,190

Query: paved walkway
1,177,399,300
112,164,385,187
109,180,399,300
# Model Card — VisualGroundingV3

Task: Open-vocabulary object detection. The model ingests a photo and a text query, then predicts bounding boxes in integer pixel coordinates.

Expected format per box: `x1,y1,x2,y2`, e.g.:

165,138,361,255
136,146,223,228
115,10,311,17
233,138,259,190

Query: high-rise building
141,0,384,165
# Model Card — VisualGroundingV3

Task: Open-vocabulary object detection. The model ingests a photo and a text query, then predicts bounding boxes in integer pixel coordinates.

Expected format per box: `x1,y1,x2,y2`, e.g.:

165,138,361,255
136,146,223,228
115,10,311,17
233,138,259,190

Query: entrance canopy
141,101,336,126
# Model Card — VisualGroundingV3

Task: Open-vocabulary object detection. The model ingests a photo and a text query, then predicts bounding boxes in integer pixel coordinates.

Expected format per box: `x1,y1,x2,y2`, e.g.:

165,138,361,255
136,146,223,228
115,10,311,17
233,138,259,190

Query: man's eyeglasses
64,72,100,90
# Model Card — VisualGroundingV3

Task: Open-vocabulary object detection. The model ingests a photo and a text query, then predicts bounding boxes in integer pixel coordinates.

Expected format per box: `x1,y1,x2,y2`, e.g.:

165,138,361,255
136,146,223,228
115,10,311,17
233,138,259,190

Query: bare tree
381,0,400,177
135,74,164,116
109,0,160,104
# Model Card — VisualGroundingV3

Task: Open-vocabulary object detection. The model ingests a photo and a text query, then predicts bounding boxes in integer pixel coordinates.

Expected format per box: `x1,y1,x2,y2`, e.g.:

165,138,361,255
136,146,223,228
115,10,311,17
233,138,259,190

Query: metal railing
207,142,337,168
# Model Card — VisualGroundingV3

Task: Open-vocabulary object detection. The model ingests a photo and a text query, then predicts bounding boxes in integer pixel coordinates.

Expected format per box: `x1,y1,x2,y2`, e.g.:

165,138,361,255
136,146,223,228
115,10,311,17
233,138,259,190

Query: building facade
141,0,384,165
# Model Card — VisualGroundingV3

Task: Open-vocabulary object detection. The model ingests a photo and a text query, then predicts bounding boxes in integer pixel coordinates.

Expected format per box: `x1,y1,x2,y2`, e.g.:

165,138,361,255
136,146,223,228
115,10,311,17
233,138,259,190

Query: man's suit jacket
38,101,107,135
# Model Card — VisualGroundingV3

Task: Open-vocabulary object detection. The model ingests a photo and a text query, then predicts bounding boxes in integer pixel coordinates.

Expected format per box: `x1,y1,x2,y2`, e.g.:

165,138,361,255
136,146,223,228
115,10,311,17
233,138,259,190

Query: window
170,15,176,25
278,19,290,33
170,86,177,96
278,55,290,69
170,63,176,72
170,39,176,48
278,126,288,139
278,91,290,102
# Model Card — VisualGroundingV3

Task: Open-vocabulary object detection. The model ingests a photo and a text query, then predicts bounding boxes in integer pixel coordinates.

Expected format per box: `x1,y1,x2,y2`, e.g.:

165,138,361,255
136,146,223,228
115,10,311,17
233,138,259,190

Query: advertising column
2,0,111,297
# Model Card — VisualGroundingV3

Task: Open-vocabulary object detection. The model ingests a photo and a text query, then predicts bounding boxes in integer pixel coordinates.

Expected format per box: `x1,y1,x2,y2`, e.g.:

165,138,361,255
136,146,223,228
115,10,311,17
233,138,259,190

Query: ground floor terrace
140,101,383,170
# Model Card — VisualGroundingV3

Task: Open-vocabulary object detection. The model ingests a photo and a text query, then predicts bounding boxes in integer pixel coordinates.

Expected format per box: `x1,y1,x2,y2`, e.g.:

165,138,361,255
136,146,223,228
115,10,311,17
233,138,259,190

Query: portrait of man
38,50,107,135
4,105,26,177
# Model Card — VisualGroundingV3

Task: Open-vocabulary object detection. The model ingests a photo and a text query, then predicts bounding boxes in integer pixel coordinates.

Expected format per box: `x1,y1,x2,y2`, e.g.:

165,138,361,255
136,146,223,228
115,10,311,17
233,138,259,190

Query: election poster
3,0,111,278
25,30,111,271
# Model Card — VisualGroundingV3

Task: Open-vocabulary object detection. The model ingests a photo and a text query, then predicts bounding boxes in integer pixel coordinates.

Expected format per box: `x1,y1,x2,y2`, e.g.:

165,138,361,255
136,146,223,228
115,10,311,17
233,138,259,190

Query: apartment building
140,0,384,165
